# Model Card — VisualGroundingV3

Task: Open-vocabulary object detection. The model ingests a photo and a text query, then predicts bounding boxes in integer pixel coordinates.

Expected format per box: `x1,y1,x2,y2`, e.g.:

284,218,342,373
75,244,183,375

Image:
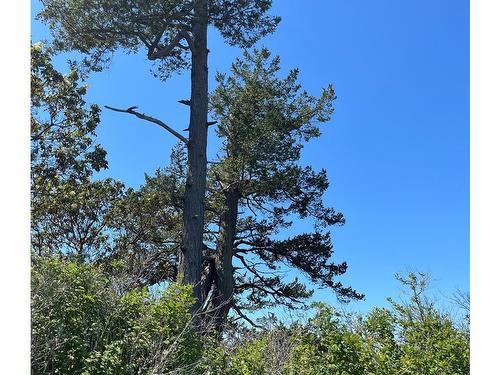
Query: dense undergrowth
32,256,469,374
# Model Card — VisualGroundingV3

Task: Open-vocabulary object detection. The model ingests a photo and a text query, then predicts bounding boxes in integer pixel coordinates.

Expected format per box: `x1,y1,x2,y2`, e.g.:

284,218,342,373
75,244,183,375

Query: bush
285,273,469,374
32,262,469,374
202,272,469,375
31,256,201,374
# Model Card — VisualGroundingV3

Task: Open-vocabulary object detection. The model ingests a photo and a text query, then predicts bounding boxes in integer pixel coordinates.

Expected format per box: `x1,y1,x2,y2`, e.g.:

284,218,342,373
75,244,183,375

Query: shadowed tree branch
233,305,264,329
148,30,194,59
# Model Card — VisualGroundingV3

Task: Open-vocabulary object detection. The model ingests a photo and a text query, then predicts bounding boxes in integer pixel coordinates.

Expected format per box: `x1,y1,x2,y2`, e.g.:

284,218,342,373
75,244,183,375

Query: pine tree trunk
209,188,238,331
178,0,208,313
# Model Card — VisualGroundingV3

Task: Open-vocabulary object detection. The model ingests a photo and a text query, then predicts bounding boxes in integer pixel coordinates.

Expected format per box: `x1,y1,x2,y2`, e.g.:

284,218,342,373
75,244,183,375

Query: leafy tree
202,48,362,329
31,44,181,274
31,42,122,260
31,43,107,184
32,176,125,260
38,0,280,307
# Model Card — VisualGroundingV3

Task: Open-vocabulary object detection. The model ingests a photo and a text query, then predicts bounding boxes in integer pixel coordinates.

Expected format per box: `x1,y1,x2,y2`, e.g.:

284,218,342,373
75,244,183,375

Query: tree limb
104,105,188,144
148,30,194,59
179,30,194,51
235,254,304,304
233,305,263,329
178,99,191,106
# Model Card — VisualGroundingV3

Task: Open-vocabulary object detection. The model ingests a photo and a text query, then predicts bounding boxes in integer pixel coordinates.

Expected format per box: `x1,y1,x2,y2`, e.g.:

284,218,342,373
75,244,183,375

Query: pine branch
148,30,194,59
104,105,188,144
233,305,263,329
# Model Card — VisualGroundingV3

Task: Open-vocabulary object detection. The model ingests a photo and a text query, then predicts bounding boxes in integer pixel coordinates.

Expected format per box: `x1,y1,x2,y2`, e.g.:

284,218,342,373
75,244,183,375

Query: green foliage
38,0,279,77
31,42,107,183
33,176,126,260
226,334,275,375
31,256,202,374
387,273,470,375
286,304,374,375
282,274,469,375
206,48,361,315
31,23,468,375
197,272,469,375
211,48,336,189
30,40,359,331
31,254,469,374
31,44,183,270
31,42,123,260
102,143,187,286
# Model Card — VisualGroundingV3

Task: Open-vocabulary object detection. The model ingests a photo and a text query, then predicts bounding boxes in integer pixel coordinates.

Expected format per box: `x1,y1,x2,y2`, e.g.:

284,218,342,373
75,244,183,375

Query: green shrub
206,273,469,375
284,273,469,375
286,304,374,375
31,256,201,374
32,261,469,375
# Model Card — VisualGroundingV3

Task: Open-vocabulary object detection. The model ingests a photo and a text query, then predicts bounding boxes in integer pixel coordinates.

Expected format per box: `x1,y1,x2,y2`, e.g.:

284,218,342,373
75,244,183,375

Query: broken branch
104,105,188,144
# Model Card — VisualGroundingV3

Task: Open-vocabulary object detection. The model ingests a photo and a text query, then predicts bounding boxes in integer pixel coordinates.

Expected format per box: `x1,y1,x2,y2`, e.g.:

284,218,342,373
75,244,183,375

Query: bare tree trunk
178,0,209,313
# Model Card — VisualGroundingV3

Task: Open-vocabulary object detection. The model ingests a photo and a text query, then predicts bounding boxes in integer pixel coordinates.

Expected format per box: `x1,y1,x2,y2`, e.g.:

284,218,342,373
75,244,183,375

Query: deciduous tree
31,43,120,260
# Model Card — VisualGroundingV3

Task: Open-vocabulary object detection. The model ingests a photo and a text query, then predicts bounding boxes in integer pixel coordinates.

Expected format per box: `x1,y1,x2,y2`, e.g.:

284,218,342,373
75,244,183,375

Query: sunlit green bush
32,261,468,375
31,256,201,374
204,272,469,375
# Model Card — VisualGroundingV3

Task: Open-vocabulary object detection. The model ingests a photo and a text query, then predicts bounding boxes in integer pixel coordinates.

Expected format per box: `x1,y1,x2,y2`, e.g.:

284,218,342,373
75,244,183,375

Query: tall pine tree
117,49,363,329
38,0,280,307
202,49,363,328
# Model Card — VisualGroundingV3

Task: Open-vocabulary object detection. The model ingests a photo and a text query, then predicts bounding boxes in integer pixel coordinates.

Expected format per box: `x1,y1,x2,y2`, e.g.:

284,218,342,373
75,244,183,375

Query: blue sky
31,0,469,313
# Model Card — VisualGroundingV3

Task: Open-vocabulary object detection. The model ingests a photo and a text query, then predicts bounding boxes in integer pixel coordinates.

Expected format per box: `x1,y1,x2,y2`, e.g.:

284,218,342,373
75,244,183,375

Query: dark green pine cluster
205,49,363,319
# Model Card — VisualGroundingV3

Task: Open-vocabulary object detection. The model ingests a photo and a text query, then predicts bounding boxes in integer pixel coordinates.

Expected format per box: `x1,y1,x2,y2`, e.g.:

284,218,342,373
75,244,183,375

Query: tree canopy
31,42,121,260
38,0,279,77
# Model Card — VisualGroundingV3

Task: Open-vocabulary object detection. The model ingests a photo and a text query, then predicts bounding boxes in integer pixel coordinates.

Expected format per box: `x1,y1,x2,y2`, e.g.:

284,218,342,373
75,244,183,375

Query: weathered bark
178,0,209,313
201,255,216,303
206,188,238,330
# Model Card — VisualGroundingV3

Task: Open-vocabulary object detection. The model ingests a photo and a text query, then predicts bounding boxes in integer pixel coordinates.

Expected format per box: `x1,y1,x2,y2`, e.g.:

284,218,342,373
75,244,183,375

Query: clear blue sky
31,0,469,313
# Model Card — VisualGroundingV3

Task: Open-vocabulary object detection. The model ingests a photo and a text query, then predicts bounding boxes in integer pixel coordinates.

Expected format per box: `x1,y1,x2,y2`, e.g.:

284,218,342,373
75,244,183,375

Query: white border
470,0,500,373
0,0,31,372
0,0,493,372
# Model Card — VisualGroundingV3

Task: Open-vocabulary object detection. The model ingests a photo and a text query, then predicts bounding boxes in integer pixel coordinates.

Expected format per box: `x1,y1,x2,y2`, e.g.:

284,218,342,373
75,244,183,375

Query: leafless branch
104,105,188,144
